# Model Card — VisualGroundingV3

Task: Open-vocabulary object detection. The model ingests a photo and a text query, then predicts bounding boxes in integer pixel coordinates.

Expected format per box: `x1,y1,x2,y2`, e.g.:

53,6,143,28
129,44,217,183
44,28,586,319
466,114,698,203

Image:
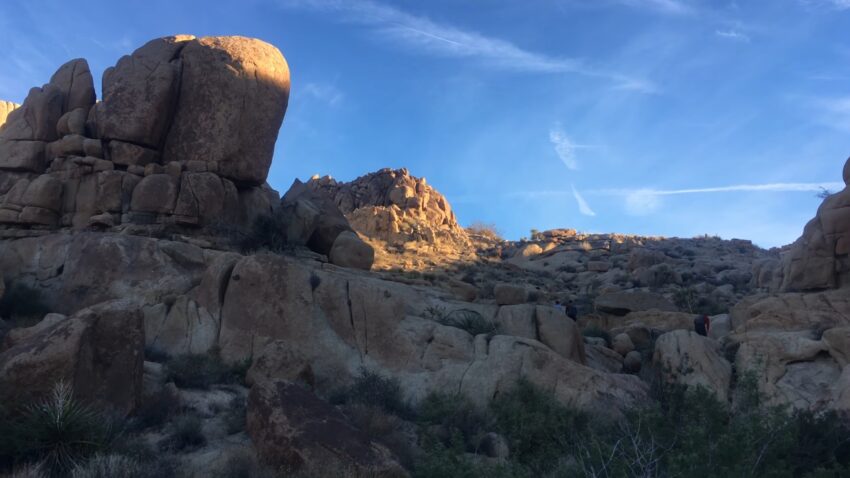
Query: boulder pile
306,168,472,267
0,35,288,236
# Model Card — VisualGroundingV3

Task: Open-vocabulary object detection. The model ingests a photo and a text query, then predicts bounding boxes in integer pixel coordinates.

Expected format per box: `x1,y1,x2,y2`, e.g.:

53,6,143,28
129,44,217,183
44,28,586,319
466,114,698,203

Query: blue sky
1,0,849,247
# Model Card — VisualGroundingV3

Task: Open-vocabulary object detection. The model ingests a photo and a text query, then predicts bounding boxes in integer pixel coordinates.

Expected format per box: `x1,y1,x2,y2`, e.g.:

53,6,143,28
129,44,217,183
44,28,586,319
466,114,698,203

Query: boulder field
2,33,850,475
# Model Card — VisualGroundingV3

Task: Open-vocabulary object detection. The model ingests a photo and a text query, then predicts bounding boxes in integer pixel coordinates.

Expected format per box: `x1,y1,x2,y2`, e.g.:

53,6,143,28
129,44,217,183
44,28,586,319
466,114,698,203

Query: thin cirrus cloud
548,124,601,171
616,0,694,15
276,0,655,92
715,30,751,42
594,182,846,215
571,185,597,216
301,82,344,106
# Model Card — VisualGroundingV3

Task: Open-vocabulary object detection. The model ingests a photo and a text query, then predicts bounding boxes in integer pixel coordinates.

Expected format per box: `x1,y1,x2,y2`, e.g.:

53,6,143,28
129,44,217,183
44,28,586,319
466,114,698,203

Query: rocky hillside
306,168,474,269
2,34,850,477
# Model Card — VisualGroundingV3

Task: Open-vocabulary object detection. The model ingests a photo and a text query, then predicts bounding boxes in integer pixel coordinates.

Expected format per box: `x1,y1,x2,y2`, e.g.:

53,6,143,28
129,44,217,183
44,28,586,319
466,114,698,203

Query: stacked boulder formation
306,168,472,266
775,158,850,291
0,35,288,236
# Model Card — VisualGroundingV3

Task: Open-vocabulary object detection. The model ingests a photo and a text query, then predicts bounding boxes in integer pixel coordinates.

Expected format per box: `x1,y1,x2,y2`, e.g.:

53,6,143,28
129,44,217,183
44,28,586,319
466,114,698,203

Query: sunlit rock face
778,157,850,292
305,168,474,269
0,35,289,237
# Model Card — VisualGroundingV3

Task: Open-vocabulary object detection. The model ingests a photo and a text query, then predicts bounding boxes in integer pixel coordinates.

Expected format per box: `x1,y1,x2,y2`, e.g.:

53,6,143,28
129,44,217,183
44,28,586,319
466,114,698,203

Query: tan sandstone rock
329,230,374,271
163,36,290,185
654,330,732,401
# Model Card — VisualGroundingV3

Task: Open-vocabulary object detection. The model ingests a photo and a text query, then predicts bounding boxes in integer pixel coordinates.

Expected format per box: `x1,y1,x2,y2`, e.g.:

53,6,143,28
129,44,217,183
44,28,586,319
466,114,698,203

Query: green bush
0,281,51,323
490,379,589,472
431,309,499,337
165,348,250,390
330,369,412,419
417,392,492,452
240,214,289,254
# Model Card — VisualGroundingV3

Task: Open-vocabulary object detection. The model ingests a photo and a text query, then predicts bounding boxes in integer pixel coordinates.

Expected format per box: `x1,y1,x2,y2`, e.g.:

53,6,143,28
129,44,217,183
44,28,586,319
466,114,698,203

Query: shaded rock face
0,34,288,237
0,300,144,414
778,158,850,291
247,380,403,474
2,232,642,416
727,289,850,411
279,179,374,270
306,168,472,264
653,330,732,401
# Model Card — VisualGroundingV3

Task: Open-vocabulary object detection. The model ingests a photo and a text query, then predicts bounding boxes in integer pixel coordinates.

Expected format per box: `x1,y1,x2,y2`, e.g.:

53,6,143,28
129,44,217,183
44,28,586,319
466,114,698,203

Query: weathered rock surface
0,300,144,413
306,169,472,268
247,379,404,474
595,291,678,316
778,157,850,291
280,179,374,269
0,35,287,237
653,330,732,401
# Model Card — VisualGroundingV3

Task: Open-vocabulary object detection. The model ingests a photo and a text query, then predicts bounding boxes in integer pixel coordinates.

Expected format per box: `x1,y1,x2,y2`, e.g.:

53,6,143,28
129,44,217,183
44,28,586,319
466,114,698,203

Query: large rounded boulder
163,36,290,185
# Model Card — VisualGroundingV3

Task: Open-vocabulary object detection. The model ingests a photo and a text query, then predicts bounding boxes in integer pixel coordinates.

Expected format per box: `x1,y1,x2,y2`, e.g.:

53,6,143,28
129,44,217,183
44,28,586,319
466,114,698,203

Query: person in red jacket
694,314,711,336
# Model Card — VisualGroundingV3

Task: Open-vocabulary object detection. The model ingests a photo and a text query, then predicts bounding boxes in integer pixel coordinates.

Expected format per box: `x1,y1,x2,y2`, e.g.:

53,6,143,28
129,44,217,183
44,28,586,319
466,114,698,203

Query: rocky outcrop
0,300,144,414
595,291,678,316
778,158,850,291
279,179,374,270
0,101,19,130
653,330,732,401
0,35,287,237
306,168,472,267
247,379,404,474
728,289,850,411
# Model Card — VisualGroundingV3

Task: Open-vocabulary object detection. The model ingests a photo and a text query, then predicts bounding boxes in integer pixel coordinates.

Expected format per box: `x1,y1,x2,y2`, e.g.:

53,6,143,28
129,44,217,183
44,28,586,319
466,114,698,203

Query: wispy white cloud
594,182,846,215
549,128,579,170
548,123,602,170
571,185,597,216
616,0,694,15
276,0,653,91
715,29,750,42
805,0,850,9
301,82,344,106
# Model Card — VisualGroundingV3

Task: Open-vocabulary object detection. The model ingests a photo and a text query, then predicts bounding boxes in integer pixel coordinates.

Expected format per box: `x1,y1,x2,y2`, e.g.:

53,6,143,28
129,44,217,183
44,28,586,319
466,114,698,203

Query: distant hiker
694,314,711,336
566,300,578,321
554,300,566,314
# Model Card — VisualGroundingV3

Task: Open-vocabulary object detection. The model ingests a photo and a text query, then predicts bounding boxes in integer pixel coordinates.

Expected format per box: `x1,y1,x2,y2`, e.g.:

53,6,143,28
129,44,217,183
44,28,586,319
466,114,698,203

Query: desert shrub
417,392,492,452
413,439,529,478
0,383,116,478
0,281,51,323
466,222,502,241
70,454,145,478
412,378,850,477
159,414,205,452
212,450,275,478
240,213,289,253
433,309,499,336
330,369,412,419
581,325,611,346
165,348,250,390
343,403,416,469
130,388,177,430
490,379,589,472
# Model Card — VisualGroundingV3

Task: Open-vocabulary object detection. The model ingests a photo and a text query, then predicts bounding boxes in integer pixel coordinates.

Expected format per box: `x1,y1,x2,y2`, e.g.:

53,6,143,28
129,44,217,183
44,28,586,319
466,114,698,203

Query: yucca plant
13,382,114,477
